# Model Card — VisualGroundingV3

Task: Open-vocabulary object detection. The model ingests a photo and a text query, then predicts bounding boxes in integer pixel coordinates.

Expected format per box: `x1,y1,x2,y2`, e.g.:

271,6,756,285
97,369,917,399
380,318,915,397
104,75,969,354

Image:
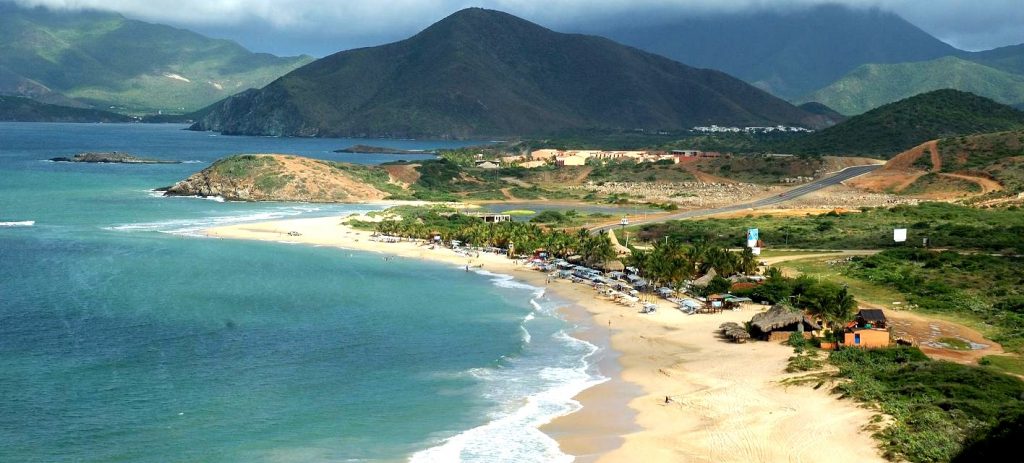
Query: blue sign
747,228,759,242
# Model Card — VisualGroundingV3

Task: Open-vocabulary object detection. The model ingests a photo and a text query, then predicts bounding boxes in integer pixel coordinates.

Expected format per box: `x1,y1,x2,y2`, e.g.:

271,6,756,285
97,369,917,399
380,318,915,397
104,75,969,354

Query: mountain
967,44,1024,75
593,4,958,99
0,95,133,122
192,8,832,139
797,102,847,125
801,57,1024,115
0,4,313,114
775,90,1024,157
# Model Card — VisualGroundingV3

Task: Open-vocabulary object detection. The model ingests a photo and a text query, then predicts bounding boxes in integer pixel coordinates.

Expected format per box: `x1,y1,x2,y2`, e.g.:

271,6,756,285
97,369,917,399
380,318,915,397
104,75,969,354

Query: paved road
589,164,882,233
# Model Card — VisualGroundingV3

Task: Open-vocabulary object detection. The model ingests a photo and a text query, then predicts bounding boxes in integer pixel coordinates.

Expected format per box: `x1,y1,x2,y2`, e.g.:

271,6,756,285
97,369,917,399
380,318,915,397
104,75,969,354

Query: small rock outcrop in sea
333,145,434,155
162,154,394,202
50,152,181,164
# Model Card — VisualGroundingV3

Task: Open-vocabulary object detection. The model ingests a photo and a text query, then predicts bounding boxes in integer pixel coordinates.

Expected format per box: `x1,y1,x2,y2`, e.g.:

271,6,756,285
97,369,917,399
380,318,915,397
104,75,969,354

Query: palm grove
359,207,858,333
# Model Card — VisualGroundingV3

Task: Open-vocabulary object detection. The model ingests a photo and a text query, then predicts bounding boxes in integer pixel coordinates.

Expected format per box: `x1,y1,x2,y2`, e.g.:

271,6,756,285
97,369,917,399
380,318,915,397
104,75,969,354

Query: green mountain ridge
774,90,1024,157
595,4,959,99
191,8,833,139
0,95,133,122
801,56,1024,115
0,4,313,114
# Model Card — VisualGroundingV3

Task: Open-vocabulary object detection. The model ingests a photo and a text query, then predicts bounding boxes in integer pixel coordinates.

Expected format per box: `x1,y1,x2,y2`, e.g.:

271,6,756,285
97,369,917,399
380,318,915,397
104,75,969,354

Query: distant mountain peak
192,9,830,139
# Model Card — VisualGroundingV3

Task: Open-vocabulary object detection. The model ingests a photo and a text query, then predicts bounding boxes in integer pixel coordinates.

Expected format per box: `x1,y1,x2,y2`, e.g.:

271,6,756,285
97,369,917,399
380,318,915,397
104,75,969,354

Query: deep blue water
0,123,603,462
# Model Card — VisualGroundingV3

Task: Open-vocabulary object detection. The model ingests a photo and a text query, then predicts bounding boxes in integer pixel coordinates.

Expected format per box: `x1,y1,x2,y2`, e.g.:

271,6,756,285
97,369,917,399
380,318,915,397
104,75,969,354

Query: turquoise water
0,123,605,462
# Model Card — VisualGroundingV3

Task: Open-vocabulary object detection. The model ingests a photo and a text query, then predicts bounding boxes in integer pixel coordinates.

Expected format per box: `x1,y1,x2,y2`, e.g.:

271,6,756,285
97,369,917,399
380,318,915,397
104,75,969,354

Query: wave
0,221,34,227
409,276,606,463
103,206,322,237
182,160,204,164
147,190,225,202
470,269,544,297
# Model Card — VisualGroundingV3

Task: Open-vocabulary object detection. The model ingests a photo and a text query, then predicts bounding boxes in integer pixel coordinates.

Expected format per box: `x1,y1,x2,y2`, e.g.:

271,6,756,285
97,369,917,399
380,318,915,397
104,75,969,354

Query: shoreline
203,214,888,462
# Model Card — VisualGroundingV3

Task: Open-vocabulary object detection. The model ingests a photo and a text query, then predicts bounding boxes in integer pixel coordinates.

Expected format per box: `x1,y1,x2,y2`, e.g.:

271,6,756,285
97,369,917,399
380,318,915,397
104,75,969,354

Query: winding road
589,164,882,233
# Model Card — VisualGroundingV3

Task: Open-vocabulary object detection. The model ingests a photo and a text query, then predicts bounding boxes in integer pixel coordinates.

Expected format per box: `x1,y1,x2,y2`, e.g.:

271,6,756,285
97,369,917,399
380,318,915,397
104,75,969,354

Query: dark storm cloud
7,0,1023,55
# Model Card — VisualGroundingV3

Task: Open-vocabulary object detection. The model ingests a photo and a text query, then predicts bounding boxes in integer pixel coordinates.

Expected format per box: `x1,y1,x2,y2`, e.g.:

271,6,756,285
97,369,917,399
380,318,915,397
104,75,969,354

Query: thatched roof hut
691,268,718,288
600,260,625,272
749,304,820,340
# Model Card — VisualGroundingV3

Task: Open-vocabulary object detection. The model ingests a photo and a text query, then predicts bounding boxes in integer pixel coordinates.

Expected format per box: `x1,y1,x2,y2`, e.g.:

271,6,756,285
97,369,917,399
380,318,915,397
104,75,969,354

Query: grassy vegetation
529,209,612,228
824,347,1024,463
901,173,982,195
779,257,909,308
628,202,1024,254
327,162,407,198
210,155,278,178
843,249,1024,352
979,355,1024,376
773,90,1024,157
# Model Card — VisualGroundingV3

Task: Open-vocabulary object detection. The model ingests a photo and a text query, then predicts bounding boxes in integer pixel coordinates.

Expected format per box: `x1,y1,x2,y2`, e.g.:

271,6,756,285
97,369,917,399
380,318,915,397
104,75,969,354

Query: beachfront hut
690,268,718,289
843,309,891,348
719,322,751,343
600,260,625,272
749,305,821,342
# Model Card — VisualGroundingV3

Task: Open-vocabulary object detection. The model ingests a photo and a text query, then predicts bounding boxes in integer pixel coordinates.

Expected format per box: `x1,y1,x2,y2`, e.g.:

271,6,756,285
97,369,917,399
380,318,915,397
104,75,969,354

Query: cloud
6,0,1023,55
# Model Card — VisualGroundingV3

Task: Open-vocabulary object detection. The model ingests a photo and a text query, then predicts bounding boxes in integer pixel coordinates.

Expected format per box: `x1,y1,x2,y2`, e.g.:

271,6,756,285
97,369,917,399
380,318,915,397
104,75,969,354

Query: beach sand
205,214,886,463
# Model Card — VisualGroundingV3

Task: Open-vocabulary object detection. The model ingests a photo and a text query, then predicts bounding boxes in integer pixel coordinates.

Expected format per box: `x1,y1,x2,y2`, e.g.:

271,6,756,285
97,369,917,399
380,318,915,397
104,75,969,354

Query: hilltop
847,129,1024,201
163,155,400,202
0,95,132,122
0,4,312,114
801,56,1024,115
191,8,831,139
596,4,958,99
775,90,1024,157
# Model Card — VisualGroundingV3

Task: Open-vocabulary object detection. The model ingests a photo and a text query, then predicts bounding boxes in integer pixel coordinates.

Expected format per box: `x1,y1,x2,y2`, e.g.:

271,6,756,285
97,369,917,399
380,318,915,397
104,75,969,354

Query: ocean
0,123,606,462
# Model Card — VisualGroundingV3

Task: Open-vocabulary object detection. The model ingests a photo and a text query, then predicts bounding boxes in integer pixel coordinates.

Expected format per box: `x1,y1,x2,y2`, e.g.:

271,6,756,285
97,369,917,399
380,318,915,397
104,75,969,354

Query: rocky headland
162,154,395,202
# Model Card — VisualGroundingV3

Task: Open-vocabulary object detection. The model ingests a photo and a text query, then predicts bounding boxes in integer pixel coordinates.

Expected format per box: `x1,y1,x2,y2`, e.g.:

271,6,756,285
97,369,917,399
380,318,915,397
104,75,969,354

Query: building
475,160,500,169
843,309,891,348
671,149,701,157
519,160,547,169
555,155,587,167
466,212,511,223
529,149,561,160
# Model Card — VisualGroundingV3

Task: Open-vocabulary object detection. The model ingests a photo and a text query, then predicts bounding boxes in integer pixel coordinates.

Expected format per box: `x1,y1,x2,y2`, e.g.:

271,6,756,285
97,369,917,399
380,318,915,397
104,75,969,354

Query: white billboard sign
894,228,907,243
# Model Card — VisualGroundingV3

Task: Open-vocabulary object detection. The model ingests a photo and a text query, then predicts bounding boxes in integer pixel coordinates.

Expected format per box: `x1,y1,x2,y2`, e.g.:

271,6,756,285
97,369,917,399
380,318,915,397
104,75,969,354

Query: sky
8,0,1024,57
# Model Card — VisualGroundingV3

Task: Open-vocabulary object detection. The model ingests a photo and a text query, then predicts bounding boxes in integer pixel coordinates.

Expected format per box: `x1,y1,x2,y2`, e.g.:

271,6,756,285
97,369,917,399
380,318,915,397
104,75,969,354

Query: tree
704,275,733,296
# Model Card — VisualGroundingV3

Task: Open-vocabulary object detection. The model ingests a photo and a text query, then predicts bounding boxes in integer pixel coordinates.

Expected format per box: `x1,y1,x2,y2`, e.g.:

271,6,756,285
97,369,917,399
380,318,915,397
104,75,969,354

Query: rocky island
162,154,397,202
50,152,181,164
333,145,435,155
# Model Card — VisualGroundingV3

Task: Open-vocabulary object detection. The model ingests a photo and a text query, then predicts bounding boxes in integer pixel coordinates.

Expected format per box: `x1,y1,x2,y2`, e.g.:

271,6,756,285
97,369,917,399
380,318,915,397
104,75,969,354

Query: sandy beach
205,214,886,463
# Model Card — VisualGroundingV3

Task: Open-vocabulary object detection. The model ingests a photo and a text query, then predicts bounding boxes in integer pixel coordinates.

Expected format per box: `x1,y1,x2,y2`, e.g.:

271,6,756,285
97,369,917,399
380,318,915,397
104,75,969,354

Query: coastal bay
205,214,888,462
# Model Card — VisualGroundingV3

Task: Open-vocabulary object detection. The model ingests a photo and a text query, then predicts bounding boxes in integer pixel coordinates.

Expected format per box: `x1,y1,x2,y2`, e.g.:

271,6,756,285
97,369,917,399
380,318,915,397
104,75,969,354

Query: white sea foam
0,221,34,227
103,206,322,237
410,275,606,463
